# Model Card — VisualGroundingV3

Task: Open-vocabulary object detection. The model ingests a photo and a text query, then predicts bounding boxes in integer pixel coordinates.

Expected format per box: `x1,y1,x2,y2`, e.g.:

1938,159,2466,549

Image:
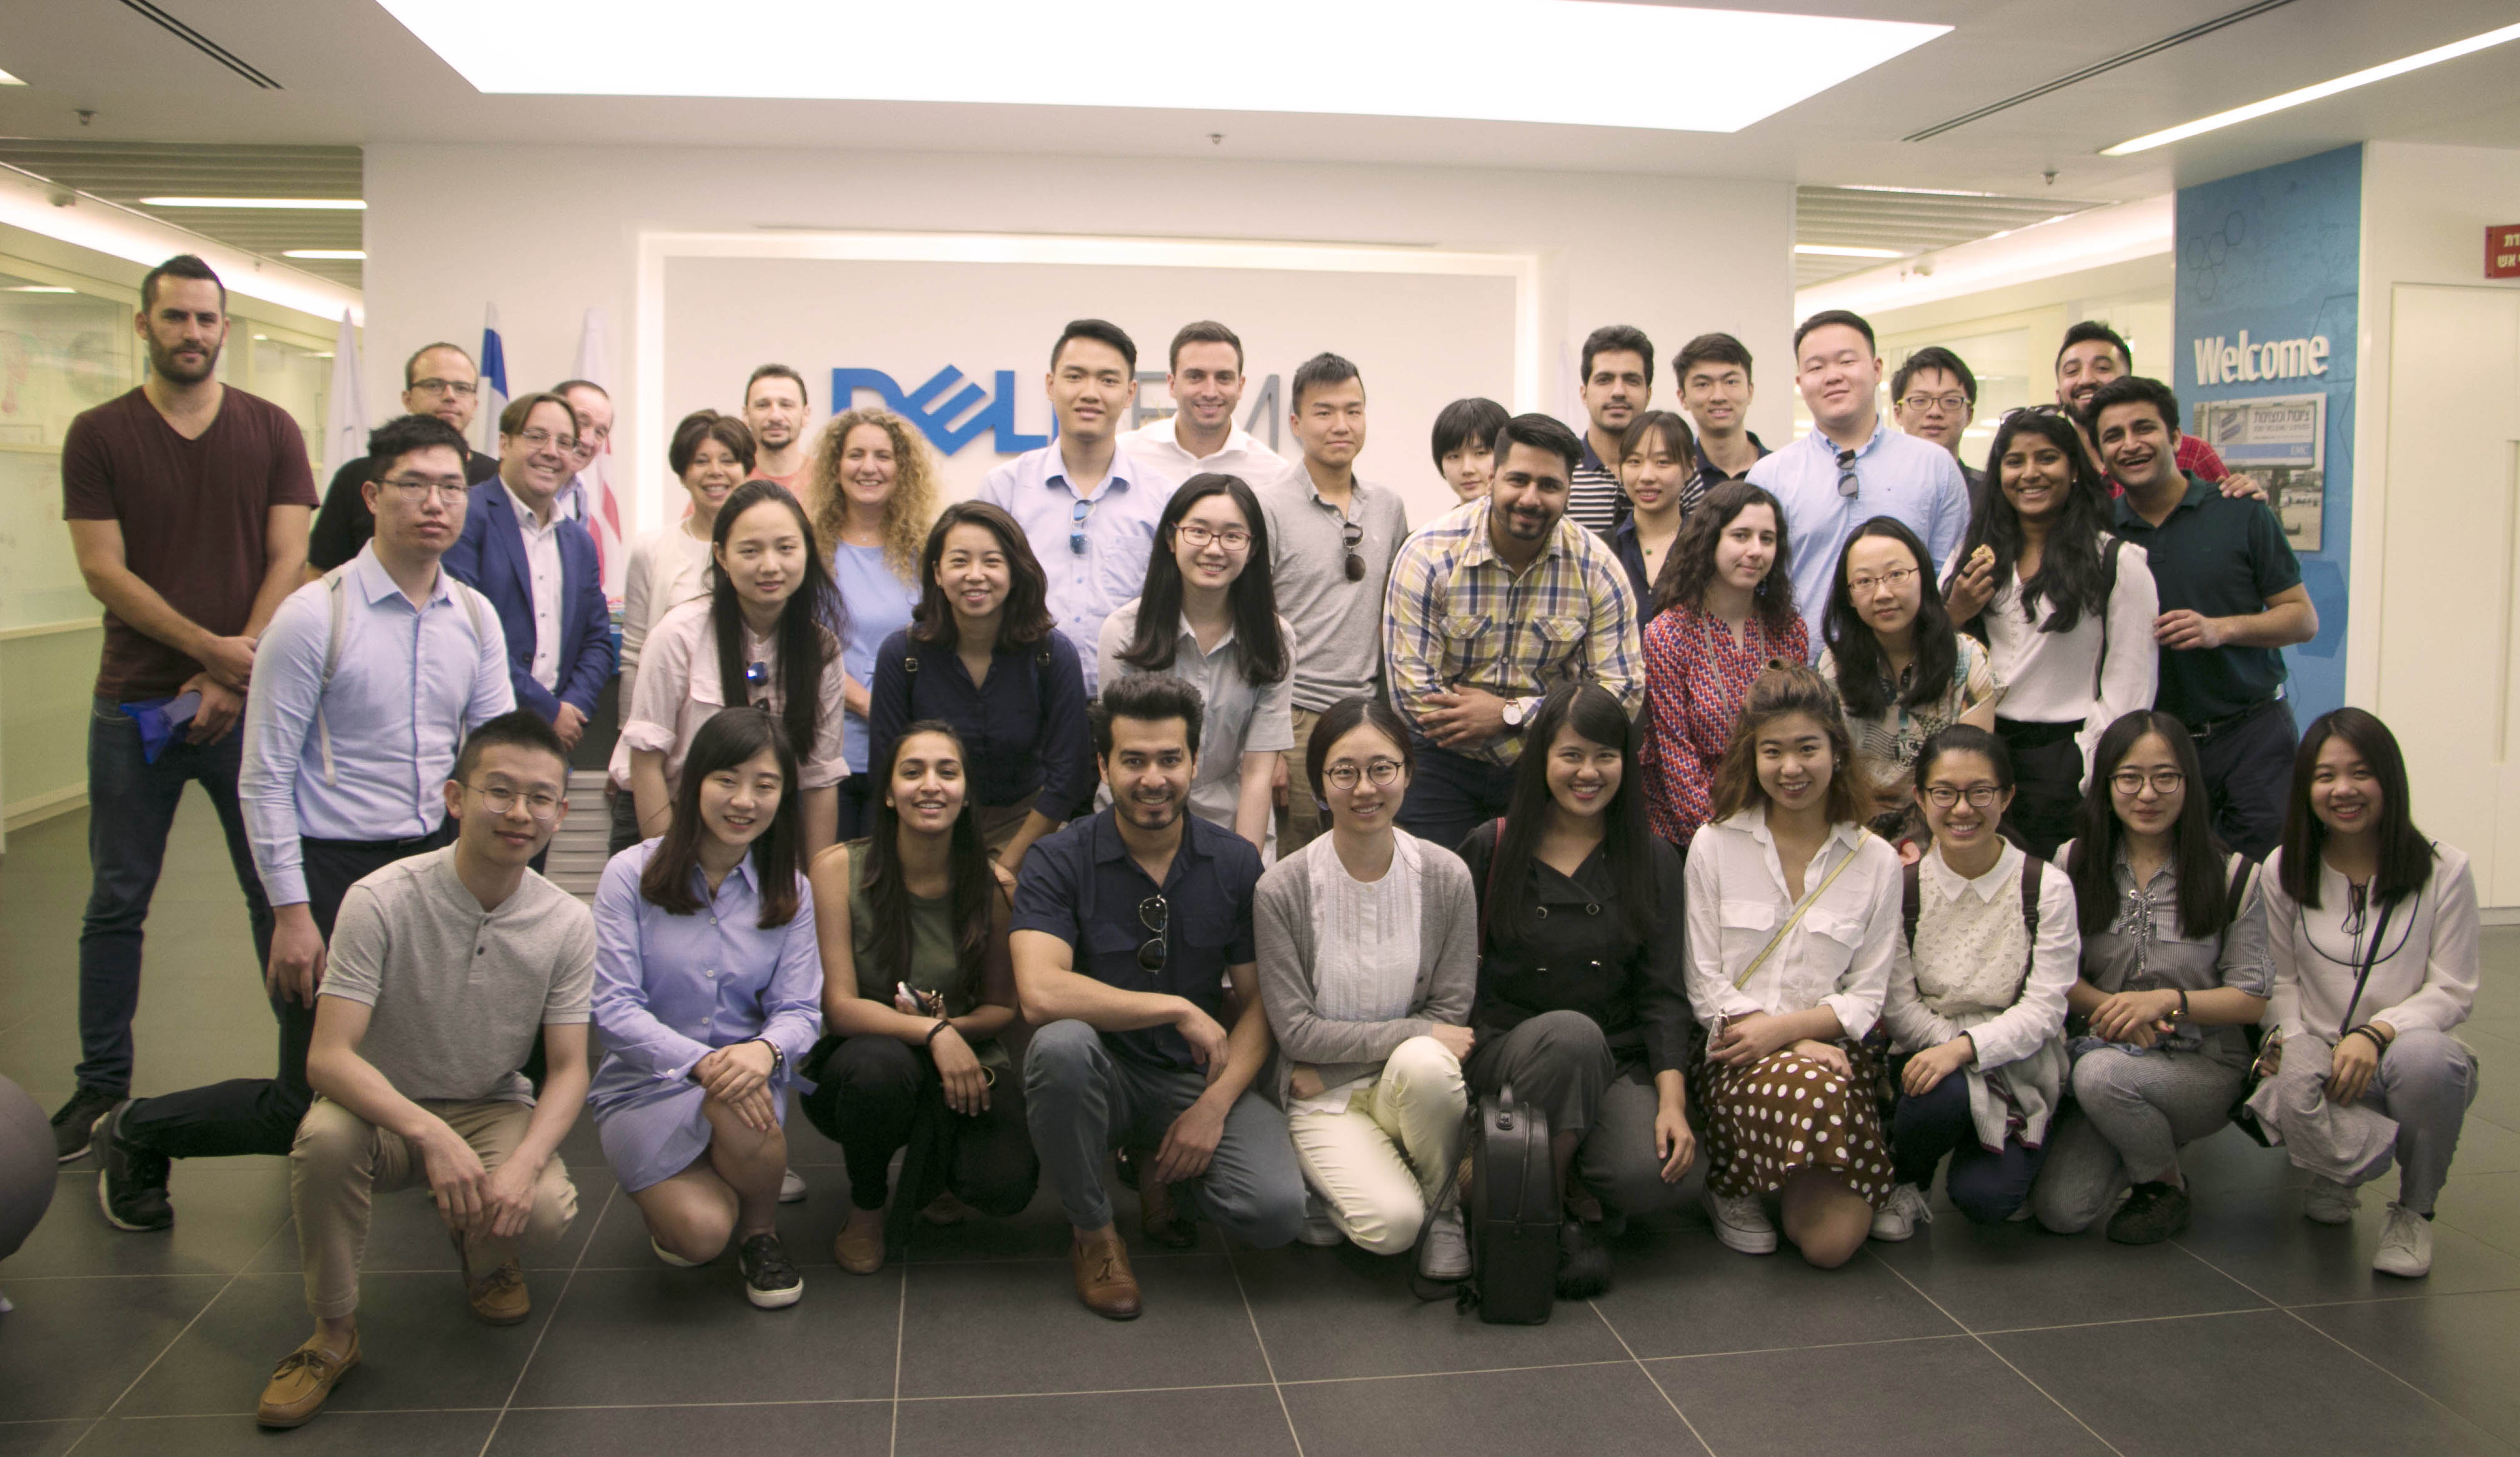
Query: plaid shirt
1382,499,1644,764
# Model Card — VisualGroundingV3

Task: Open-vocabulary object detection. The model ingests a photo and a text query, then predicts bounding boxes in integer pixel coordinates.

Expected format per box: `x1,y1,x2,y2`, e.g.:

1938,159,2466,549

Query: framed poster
2193,392,2324,550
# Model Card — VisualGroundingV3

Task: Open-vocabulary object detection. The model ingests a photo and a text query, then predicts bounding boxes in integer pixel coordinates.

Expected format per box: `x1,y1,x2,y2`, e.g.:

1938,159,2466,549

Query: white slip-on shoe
1870,1183,1933,1242
1704,1190,1778,1255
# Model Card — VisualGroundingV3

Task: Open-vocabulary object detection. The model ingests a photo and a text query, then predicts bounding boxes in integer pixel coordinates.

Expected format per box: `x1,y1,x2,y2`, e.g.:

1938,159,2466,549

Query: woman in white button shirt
1943,408,2157,859
1685,662,1903,1269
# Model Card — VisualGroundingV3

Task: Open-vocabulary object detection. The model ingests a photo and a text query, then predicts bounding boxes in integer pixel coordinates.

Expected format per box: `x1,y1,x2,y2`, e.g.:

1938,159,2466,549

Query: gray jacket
1253,832,1479,1108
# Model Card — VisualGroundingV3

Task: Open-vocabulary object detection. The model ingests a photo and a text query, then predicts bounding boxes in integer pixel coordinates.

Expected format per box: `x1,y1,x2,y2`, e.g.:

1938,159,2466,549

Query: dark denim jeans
1391,735,1520,862
2193,700,2296,862
76,696,274,1098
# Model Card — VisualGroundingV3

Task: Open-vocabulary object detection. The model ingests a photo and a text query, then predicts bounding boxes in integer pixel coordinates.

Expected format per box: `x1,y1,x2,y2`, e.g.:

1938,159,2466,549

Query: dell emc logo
833,367,1284,456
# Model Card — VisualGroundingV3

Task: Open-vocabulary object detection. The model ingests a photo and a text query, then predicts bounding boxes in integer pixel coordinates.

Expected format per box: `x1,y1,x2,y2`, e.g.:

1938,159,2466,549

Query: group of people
44,255,2482,1432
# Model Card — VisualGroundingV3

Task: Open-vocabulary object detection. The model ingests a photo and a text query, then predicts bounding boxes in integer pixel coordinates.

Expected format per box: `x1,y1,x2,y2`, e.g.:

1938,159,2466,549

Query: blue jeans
76,696,274,1098
1888,1058,2046,1225
1392,736,1519,861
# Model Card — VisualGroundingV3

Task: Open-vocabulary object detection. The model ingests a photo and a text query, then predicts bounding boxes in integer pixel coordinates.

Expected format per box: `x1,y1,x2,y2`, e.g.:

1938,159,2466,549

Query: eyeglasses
1173,522,1251,551
2110,768,2186,797
410,377,477,399
1341,520,1366,584
377,475,468,502
466,781,564,820
2003,403,2072,423
512,427,579,453
1846,567,1918,595
1900,393,1970,415
1835,447,1860,499
1322,758,1404,790
1069,497,1096,555
1923,785,2002,808
1136,895,1168,973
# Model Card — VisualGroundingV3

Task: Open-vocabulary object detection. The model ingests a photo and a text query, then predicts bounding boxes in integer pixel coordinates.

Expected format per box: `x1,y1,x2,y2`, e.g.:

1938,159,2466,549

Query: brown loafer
921,1191,969,1226
1136,1160,1197,1250
257,1331,360,1428
1071,1228,1142,1320
452,1230,531,1325
835,1206,886,1275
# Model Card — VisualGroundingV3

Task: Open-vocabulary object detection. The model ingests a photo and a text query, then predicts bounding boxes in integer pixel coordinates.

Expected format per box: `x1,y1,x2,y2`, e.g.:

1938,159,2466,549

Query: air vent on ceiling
116,0,281,90
1902,0,2293,142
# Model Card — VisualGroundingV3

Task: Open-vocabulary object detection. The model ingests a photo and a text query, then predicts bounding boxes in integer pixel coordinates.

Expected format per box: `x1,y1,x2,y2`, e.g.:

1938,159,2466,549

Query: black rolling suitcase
1464,1083,1558,1325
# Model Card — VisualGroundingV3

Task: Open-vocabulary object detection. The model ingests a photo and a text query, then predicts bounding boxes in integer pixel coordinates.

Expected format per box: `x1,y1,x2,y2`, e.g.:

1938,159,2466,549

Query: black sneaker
738,1232,803,1309
2106,1181,2191,1245
51,1087,119,1163
1556,1216,1612,1300
94,1101,173,1232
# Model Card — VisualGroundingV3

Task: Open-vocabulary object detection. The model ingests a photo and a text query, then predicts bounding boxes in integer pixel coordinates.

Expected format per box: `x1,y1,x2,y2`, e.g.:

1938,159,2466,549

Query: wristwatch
1501,695,1540,731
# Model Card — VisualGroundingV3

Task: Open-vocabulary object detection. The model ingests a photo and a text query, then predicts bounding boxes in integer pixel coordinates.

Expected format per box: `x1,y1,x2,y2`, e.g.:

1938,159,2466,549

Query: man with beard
1117,320,1285,487
742,364,811,495
2055,321,2230,484
1012,672,1302,1318
53,254,317,1163
1568,324,1653,535
307,342,499,572
1382,413,1644,853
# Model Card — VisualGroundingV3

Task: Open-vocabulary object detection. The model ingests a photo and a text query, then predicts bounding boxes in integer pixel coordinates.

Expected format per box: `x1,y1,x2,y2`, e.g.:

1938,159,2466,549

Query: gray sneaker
2303,1176,2359,1226
1416,1203,1469,1282
2106,1181,2191,1245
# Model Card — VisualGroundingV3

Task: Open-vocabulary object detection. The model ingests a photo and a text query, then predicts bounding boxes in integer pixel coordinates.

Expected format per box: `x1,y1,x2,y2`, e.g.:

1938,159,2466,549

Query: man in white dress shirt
1117,321,1285,490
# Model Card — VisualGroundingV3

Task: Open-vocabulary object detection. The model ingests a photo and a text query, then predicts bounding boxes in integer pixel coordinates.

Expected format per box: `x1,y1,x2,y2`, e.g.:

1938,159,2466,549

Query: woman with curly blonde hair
810,408,942,837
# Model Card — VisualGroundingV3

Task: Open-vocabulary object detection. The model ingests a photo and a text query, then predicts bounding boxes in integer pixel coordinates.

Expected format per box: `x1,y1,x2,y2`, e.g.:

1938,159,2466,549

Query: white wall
363,144,1795,533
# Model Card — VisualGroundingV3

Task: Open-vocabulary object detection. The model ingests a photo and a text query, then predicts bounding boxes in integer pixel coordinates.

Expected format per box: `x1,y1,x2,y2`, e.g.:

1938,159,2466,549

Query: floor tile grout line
1275,1359,1637,1388
1968,1305,2296,1337
1583,1299,1717,1457
1862,1250,2130,1457
900,1381,1277,1404
887,1255,908,1457
1220,1240,1307,1457
474,1180,615,1457
1630,1332,1974,1364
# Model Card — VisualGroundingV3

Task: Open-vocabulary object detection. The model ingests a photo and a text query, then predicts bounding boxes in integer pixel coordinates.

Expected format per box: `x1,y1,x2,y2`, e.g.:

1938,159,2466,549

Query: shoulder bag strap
2333,891,2400,1038
1476,817,1507,946
1732,830,1872,989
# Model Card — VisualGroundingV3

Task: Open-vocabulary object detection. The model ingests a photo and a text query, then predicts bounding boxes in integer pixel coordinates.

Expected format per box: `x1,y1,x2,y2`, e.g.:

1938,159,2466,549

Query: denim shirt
2064,842,2272,1069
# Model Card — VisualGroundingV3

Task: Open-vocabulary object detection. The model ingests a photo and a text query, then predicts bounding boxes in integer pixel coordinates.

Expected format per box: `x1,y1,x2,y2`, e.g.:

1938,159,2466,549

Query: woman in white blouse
2259,708,2480,1280
1873,725,2078,1240
1944,408,2157,860
1685,662,1903,1269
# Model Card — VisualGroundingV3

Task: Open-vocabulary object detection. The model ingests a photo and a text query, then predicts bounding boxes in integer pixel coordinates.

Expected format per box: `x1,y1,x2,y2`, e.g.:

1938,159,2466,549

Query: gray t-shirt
1256,467,1409,713
321,846,597,1103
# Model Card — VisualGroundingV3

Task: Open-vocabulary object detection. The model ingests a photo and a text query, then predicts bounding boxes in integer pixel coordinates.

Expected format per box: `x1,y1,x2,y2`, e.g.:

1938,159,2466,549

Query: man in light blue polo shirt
979,319,1179,695
1750,309,1969,632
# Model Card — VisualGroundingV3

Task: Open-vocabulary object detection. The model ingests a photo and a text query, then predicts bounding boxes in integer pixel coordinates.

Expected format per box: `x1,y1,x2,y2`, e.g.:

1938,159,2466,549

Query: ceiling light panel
139,196,365,209
379,0,1947,134
2103,19,2520,155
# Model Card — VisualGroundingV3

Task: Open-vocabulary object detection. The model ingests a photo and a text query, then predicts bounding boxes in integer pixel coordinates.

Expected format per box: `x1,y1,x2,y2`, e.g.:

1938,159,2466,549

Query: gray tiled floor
6,800,2519,1456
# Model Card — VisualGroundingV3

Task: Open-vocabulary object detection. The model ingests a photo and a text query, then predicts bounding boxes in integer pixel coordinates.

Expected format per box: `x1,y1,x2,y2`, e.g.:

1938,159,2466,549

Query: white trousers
1285,1037,1467,1256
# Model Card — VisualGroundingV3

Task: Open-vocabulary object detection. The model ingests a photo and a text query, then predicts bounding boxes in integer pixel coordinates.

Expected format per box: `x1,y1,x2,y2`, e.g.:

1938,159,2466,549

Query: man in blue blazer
445,391,613,753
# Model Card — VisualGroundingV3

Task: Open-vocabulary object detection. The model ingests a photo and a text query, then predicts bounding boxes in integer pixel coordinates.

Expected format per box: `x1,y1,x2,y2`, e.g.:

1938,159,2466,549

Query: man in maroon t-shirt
51,254,315,1163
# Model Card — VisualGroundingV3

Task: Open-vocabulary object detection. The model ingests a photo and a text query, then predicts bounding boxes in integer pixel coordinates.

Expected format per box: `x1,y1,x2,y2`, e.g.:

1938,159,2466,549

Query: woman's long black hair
710,479,843,769
1119,472,1287,686
858,719,995,992
1485,682,1657,946
2278,707,2436,910
1822,515,1960,719
1962,407,2115,637
639,706,802,928
2065,710,2236,940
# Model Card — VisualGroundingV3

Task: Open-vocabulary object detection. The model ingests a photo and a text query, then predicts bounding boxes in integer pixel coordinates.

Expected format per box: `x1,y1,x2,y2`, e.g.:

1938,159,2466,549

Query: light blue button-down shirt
239,544,514,906
1749,420,1971,637
976,442,1177,696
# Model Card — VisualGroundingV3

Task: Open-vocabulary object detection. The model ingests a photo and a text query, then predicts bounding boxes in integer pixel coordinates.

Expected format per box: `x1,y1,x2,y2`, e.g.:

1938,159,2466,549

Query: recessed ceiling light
379,0,1949,134
139,197,367,209
5,284,74,292
1795,244,1905,258
0,68,26,86
2103,20,2520,156
1832,184,2004,197
282,249,367,260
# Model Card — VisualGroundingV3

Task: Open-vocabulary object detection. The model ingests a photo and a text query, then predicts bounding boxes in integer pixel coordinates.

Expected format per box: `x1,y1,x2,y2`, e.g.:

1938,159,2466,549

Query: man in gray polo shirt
1253,352,1409,854
255,710,595,1430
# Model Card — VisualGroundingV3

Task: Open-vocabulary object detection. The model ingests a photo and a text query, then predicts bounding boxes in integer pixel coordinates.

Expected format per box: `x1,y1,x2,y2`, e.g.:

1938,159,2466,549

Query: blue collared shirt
239,544,515,906
976,443,1178,695
1749,421,1970,632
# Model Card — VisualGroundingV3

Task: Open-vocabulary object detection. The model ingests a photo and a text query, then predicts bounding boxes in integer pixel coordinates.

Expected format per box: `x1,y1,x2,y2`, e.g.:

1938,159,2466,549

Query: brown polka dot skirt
1695,1042,1895,1207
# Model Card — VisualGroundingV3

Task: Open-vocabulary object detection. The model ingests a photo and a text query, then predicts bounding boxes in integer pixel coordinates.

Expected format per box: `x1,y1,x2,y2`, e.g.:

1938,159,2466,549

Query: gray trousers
1023,1019,1305,1246
2033,1047,2240,1234
1462,1009,1691,1220
2320,1027,2478,1214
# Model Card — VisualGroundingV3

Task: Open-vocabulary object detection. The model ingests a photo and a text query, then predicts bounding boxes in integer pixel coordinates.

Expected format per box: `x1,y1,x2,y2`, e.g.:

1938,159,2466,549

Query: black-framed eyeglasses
1136,895,1168,972
1341,520,1366,583
1174,522,1251,551
2110,768,2185,797
1835,447,1860,499
1900,393,1970,415
1069,497,1096,555
2003,403,2072,423
1923,785,2002,808
1322,758,1404,790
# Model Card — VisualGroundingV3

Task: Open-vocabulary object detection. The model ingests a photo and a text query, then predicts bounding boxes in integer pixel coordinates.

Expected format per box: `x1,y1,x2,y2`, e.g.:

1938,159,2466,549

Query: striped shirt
1566,437,1628,537
1382,499,1644,765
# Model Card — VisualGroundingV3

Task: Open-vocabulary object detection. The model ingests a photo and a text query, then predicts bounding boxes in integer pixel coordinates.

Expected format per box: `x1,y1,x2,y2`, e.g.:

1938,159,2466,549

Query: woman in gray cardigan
1254,696,1479,1283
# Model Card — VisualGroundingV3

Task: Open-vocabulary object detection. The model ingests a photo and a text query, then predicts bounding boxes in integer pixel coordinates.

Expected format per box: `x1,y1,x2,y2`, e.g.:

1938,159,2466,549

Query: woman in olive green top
801,721,1038,1273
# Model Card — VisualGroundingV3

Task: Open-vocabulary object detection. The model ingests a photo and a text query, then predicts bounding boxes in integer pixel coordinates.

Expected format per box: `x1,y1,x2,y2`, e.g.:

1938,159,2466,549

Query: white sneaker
1705,1190,1777,1255
2373,1202,2434,1278
651,1236,704,1268
2303,1176,2359,1226
1870,1183,1933,1242
1299,1191,1345,1248
1416,1203,1471,1281
778,1167,808,1204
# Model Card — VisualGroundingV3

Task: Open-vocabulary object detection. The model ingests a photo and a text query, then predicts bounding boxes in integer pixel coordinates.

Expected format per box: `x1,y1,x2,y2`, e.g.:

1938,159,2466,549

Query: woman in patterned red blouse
1641,479,1806,848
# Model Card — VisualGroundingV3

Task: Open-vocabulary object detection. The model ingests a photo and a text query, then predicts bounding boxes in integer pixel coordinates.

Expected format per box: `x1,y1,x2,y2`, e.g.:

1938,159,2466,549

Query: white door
2376,283,2520,907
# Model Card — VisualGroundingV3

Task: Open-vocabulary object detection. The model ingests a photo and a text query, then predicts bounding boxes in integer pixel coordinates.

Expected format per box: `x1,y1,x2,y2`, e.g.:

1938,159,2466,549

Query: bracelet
925,1019,955,1047
751,1037,785,1078
2174,988,2191,1019
2347,1025,2389,1055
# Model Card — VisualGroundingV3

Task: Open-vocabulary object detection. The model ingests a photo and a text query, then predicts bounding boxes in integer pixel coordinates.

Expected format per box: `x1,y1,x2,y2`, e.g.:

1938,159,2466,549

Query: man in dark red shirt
52,254,315,1165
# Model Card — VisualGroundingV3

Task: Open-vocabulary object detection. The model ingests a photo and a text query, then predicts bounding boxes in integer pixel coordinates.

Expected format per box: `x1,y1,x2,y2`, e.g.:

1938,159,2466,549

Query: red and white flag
571,306,627,611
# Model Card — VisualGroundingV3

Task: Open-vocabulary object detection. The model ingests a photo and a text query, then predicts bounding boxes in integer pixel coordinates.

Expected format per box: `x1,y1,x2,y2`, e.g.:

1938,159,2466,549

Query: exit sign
2492,224,2520,279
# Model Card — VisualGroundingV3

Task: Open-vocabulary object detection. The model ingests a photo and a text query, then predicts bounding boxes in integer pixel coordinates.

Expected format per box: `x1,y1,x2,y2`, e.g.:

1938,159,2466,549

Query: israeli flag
476,303,510,455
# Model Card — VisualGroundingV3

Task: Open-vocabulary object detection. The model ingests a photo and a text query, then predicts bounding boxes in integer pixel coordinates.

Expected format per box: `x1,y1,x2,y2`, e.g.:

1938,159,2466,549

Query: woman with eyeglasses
1097,473,1293,850
2031,711,2269,1245
1942,407,2156,860
1609,410,1698,619
2256,709,2478,1279
591,707,823,1308
623,479,846,860
798,721,1038,1275
1640,477,1804,851
809,409,939,841
1461,683,1692,1298
868,500,1094,878
1817,517,1999,843
1872,726,2078,1239
609,411,752,853
1254,695,1478,1281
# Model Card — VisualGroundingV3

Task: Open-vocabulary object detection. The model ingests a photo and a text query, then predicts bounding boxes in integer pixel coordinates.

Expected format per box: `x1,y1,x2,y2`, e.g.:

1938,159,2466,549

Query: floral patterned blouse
1642,602,1808,847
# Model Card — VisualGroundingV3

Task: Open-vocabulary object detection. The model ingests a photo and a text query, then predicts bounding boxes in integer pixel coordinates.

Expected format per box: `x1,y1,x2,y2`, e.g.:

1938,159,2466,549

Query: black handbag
1459,1084,1559,1325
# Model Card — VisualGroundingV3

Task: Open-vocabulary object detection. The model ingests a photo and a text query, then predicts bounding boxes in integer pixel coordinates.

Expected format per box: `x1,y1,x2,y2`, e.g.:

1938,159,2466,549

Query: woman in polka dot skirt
1684,662,1903,1268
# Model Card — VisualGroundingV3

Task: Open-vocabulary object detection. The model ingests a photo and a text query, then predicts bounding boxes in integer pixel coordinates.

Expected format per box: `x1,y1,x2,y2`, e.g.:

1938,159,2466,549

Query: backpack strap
2012,855,2045,1003
2091,535,2126,701
1901,859,1922,953
1476,817,1507,947
315,565,492,789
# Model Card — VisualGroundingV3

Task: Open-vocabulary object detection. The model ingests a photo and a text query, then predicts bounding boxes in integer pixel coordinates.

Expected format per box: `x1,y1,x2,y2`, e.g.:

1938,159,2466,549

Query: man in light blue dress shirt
93,414,516,1233
1749,310,1970,639
978,319,1178,696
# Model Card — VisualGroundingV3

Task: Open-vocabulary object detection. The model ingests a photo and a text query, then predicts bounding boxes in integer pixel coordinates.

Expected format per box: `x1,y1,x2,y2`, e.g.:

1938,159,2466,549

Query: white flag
322,309,366,477
572,306,627,607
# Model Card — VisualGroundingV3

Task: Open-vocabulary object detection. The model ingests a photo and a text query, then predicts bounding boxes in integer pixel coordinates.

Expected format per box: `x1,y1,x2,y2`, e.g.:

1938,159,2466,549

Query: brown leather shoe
452,1231,531,1325
1071,1228,1142,1320
921,1191,969,1226
257,1331,360,1428
1136,1156,1197,1250
835,1206,886,1274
